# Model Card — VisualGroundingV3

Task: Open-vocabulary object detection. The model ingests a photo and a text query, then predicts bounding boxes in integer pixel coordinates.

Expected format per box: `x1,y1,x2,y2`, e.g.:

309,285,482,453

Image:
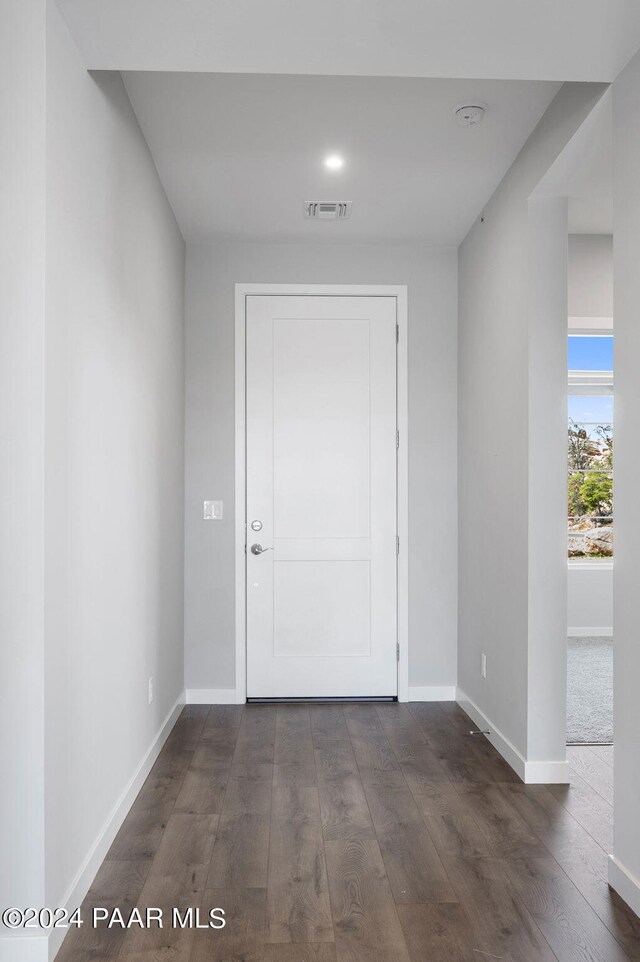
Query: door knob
251,543,273,555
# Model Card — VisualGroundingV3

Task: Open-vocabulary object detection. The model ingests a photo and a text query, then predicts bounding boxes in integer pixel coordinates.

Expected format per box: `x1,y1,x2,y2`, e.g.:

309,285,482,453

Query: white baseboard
0,935,47,962
408,685,456,702
522,759,571,783
48,692,185,961
456,687,527,779
188,688,455,705
608,855,640,918
186,688,244,705
455,688,570,784
189,687,457,704
568,627,613,637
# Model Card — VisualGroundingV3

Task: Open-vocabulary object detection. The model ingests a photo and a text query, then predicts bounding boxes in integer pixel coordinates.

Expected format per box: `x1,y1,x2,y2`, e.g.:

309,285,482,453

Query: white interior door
246,294,398,698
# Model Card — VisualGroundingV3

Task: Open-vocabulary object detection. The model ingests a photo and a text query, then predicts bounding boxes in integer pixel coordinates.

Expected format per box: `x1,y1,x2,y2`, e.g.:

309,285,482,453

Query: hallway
57,702,640,962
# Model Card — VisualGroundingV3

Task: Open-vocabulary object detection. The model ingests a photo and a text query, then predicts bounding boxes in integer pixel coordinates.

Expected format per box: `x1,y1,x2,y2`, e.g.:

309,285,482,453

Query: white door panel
273,561,371,658
246,295,397,698
273,317,370,539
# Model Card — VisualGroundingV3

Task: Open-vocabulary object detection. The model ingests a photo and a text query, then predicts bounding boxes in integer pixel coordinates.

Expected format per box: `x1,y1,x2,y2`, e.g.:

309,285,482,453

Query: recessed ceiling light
324,154,344,171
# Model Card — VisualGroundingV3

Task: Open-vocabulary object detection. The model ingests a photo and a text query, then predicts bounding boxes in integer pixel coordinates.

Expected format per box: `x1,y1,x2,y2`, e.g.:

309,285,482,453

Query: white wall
43,0,186,923
526,196,569,770
0,3,47,957
610,46,640,916
185,242,458,696
568,233,613,319
567,566,613,634
458,83,608,763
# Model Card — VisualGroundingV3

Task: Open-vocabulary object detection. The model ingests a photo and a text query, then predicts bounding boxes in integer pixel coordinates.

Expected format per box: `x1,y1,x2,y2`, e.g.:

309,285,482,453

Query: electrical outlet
148,677,153,705
481,653,487,678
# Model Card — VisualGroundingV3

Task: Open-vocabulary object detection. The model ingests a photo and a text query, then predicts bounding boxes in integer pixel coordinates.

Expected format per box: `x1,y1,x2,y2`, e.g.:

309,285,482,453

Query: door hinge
395,323,399,343
396,642,400,662
396,535,400,555
396,429,400,449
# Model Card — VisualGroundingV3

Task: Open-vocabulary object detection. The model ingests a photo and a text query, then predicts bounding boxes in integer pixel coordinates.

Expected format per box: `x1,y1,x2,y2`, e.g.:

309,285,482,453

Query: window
568,335,613,561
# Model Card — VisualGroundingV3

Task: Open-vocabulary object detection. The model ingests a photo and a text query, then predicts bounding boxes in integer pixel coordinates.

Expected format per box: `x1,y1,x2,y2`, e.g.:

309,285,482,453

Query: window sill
568,560,613,570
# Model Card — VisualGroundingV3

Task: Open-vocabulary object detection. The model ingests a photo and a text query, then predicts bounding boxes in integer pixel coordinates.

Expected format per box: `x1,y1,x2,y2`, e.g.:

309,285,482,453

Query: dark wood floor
57,702,640,962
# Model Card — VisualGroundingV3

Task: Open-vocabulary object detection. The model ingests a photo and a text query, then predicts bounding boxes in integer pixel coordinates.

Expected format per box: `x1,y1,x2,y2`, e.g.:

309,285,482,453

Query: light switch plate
204,500,223,520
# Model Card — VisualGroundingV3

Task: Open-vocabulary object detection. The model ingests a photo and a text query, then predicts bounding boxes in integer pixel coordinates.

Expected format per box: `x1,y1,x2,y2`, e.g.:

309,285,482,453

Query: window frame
567,331,613,568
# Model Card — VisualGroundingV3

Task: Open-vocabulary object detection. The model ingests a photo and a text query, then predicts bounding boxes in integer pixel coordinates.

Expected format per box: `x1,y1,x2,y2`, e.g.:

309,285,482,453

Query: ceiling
58,1,640,82
123,73,562,245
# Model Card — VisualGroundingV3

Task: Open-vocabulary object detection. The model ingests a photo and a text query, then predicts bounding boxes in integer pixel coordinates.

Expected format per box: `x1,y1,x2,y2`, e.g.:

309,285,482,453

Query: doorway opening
566,325,614,748
526,87,613,790
561,94,614,807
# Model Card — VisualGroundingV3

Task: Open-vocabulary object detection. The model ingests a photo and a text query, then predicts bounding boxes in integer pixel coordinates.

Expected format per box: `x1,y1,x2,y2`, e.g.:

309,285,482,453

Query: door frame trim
234,283,409,703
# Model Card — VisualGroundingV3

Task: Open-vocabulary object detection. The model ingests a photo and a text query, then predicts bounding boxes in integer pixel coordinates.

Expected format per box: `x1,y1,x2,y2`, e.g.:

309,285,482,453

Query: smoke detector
304,201,352,220
453,103,486,128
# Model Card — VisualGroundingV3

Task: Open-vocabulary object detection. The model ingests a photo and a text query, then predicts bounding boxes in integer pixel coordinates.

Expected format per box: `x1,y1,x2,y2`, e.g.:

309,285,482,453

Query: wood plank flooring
56,704,639,962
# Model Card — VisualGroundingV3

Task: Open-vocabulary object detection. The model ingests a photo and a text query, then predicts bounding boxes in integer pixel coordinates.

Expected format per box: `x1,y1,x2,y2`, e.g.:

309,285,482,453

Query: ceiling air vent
304,201,352,220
